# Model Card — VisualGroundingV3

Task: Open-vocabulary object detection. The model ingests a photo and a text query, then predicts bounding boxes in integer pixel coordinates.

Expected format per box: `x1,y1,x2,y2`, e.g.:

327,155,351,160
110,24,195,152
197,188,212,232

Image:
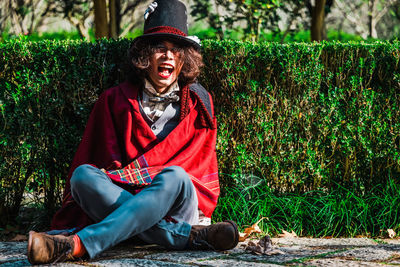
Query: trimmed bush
1,39,399,230
0,39,131,222
201,40,400,194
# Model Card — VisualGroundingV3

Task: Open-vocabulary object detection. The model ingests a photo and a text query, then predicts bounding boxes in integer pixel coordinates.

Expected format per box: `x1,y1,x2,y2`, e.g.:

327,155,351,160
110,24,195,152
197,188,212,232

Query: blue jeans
70,164,199,258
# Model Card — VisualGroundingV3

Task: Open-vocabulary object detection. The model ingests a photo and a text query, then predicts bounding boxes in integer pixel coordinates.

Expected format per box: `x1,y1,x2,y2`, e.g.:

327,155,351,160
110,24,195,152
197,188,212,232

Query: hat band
144,26,187,37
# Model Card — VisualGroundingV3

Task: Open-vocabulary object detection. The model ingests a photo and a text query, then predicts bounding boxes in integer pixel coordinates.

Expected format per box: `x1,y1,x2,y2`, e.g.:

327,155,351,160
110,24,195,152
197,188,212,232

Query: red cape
51,81,220,230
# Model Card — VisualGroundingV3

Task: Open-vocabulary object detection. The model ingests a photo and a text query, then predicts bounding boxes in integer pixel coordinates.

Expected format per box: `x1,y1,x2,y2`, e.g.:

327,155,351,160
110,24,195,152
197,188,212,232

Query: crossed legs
70,164,199,258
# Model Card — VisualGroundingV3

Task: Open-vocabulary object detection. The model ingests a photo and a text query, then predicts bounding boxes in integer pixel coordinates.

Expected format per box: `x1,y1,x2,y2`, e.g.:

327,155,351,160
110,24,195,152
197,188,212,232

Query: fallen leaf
10,234,27,242
355,233,371,238
278,229,297,238
239,217,266,242
238,234,247,242
388,229,396,238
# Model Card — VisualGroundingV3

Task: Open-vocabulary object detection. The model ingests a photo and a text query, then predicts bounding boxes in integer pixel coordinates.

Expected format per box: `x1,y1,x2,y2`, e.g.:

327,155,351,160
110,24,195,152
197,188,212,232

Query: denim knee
154,166,193,192
70,164,102,196
162,166,191,184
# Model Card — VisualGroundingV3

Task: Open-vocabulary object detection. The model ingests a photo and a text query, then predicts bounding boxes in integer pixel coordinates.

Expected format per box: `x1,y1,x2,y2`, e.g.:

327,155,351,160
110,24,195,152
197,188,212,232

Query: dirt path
1,237,400,266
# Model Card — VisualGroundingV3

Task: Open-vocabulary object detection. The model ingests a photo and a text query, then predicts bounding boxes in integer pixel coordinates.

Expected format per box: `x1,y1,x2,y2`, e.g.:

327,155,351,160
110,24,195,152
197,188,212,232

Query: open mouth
158,63,174,78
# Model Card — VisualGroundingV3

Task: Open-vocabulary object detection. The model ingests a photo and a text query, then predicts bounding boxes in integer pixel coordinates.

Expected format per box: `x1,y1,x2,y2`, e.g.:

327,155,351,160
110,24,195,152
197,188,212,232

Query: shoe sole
224,220,239,249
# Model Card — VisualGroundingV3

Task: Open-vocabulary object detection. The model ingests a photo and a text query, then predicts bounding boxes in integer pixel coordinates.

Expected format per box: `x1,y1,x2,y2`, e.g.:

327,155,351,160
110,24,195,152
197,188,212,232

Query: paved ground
1,237,400,266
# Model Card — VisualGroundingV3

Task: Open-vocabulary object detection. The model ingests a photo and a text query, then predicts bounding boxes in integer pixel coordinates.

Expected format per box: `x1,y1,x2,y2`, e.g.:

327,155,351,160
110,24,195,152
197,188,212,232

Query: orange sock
72,234,87,258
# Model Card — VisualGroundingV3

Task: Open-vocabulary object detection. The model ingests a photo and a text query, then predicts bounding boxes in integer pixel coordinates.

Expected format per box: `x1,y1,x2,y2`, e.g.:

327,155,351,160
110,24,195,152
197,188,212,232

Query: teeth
158,66,172,77
160,64,173,69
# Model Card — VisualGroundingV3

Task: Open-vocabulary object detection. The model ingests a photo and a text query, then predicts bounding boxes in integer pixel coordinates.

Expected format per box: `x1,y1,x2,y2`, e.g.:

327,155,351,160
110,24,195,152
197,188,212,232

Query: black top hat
133,0,200,49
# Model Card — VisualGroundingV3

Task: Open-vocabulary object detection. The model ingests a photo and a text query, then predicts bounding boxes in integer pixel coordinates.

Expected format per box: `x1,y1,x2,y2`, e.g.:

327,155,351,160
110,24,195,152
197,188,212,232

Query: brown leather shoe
27,231,75,265
188,220,239,250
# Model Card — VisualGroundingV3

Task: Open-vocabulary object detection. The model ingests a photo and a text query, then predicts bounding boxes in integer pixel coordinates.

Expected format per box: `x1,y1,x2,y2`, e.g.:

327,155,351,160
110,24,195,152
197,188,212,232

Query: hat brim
133,33,201,50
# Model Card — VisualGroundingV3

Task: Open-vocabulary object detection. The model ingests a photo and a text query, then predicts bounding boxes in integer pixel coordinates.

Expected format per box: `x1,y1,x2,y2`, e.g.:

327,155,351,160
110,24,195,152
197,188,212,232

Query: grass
213,174,400,238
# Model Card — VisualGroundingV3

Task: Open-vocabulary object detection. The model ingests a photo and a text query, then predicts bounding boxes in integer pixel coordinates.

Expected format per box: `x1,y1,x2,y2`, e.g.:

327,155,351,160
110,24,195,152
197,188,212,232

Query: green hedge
202,40,400,191
1,39,399,226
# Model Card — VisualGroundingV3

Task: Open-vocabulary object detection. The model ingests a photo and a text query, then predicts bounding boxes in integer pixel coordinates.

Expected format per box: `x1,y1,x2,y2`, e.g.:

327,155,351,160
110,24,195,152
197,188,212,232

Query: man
27,0,239,264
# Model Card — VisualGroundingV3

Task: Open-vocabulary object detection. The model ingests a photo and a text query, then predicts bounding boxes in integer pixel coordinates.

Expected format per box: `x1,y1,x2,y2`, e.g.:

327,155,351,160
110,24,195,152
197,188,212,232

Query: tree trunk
67,13,91,40
255,18,261,42
368,0,378,38
115,0,121,37
311,0,326,42
94,0,108,39
213,3,225,40
109,0,117,38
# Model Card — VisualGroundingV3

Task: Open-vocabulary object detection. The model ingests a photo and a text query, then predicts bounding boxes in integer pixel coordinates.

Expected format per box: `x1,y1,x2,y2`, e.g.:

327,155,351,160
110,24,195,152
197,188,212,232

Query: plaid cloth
106,168,154,185
106,154,219,194
105,155,163,186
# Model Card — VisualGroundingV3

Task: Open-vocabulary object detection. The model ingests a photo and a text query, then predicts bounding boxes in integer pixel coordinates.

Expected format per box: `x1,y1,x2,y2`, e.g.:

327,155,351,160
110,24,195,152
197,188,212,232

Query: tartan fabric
107,155,220,191
106,167,153,185
106,157,162,186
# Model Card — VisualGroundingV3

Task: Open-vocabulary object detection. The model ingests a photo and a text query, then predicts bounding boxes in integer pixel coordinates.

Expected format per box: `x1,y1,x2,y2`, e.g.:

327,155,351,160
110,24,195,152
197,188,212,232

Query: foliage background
1,39,399,235
2,0,400,42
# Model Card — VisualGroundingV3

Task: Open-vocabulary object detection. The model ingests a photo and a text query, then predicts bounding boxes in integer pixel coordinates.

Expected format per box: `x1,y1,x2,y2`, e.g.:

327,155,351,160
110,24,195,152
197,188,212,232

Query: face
147,40,184,94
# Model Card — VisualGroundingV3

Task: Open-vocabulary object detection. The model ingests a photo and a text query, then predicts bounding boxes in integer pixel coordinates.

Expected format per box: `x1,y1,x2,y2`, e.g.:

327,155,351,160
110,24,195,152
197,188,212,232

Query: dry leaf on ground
388,229,396,238
10,234,27,242
278,229,297,238
242,236,285,256
239,217,266,242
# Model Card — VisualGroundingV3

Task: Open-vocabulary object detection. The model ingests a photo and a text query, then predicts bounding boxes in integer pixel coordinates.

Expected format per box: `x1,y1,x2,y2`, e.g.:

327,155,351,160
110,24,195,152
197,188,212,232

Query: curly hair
127,37,204,86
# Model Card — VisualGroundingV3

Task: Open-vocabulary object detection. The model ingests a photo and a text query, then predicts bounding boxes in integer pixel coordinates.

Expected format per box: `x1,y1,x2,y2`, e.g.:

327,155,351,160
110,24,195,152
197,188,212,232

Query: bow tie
148,94,180,103
143,87,180,103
